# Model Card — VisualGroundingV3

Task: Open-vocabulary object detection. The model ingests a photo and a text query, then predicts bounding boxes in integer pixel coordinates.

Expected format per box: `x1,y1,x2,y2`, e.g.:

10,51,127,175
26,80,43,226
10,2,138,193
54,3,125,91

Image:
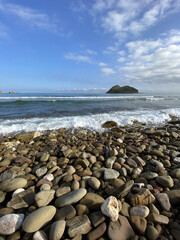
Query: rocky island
107,85,139,94
9,91,16,94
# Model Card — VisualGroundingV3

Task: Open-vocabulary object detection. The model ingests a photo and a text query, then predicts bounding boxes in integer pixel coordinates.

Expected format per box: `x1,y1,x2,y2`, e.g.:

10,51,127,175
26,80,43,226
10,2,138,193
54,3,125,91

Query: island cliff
106,85,139,94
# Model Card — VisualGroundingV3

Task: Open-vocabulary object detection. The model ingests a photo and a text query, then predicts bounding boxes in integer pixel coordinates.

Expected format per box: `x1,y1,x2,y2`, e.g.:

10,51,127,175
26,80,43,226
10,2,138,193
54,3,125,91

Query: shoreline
0,121,180,239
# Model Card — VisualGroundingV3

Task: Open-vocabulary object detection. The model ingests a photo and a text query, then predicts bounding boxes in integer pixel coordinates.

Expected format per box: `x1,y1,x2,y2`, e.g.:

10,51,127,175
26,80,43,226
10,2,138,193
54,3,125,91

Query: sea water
0,92,180,135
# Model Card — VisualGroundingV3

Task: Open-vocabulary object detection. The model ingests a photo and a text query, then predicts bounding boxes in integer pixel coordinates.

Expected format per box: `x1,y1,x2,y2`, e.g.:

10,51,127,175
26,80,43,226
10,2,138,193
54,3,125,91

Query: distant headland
0,91,16,94
106,85,139,94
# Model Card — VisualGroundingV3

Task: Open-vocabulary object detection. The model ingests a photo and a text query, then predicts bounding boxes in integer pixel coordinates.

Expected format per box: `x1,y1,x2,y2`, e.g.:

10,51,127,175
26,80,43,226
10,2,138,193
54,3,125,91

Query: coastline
0,121,180,238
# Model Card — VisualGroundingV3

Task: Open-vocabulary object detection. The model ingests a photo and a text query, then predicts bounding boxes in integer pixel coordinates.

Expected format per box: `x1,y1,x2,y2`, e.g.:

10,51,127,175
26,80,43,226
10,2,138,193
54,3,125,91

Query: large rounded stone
0,178,27,192
108,215,135,240
49,220,66,240
22,206,56,233
156,176,174,188
55,188,87,208
87,222,107,240
0,214,24,235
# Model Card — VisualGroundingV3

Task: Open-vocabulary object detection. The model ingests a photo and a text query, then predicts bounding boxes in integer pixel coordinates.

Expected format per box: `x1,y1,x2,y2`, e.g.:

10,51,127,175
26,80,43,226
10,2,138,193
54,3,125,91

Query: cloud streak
0,1,59,33
65,53,93,63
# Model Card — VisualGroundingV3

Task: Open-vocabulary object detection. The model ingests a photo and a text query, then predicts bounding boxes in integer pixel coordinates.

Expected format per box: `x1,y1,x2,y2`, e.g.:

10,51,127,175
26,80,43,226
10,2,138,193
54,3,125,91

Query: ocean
0,92,180,135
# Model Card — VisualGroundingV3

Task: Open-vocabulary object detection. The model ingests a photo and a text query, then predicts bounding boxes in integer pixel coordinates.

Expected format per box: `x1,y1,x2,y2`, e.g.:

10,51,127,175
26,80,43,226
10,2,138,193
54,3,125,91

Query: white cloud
92,0,180,38
65,53,92,63
101,67,116,75
117,57,126,62
118,30,180,85
0,1,59,33
99,62,107,66
87,49,97,55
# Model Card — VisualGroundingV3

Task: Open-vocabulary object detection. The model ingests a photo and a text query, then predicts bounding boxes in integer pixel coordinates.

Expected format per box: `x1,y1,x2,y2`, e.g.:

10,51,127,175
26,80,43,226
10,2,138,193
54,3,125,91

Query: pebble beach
0,120,180,240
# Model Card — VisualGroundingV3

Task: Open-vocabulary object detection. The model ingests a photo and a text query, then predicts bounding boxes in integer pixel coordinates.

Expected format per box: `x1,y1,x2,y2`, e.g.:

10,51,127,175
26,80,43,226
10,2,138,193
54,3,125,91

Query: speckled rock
130,206,149,218
0,214,24,235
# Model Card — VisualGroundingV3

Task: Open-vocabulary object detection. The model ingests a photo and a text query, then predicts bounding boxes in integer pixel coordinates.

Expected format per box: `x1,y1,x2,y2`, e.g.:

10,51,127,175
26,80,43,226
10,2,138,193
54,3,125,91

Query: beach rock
55,205,76,220
170,222,180,240
55,186,71,197
12,156,31,165
35,190,55,207
102,121,118,128
40,184,51,191
130,206,149,218
0,214,24,235
105,156,116,168
165,189,180,206
88,177,100,190
155,193,171,211
130,188,156,206
33,230,48,240
147,213,169,224
80,193,105,210
12,188,25,198
150,150,164,157
0,178,27,192
49,220,66,240
115,180,134,199
170,168,180,179
87,222,106,240
140,172,158,180
130,216,147,234
0,191,6,203
89,211,105,228
35,166,48,178
40,153,50,162
146,225,159,240
156,175,174,188
67,215,92,237
101,196,119,221
43,174,54,181
55,188,87,207
104,169,119,180
22,205,56,233
76,204,89,216
108,215,135,240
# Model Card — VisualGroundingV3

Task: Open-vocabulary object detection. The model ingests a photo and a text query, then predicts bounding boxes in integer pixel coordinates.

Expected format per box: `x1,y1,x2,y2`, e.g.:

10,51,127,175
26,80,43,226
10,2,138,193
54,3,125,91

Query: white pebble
101,196,119,221
12,188,25,198
43,174,54,181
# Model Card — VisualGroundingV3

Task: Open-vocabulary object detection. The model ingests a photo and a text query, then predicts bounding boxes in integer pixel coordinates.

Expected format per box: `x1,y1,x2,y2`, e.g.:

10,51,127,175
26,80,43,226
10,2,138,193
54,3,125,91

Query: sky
0,0,180,93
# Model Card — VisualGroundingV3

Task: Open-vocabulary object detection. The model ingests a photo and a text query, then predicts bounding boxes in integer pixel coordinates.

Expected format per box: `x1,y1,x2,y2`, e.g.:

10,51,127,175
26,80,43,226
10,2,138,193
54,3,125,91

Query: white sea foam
0,95,163,101
1,108,180,135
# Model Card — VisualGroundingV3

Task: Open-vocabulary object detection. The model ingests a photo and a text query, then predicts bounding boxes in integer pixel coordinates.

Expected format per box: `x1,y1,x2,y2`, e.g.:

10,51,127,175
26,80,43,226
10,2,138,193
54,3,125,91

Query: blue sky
0,0,180,92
